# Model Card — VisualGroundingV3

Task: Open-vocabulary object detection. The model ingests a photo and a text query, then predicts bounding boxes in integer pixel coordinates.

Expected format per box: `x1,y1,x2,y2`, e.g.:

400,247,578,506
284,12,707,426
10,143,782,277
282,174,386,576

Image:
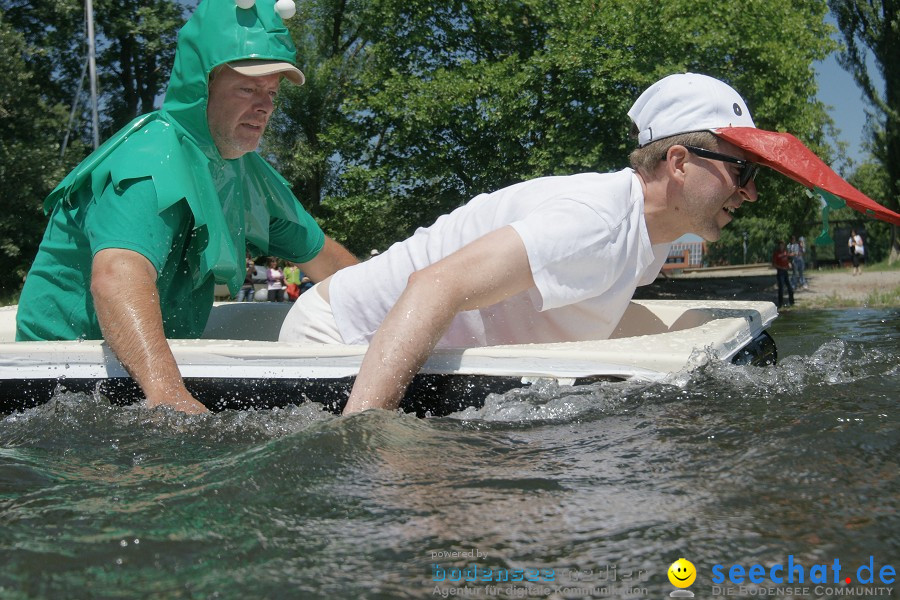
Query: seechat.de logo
711,555,896,586
710,555,896,597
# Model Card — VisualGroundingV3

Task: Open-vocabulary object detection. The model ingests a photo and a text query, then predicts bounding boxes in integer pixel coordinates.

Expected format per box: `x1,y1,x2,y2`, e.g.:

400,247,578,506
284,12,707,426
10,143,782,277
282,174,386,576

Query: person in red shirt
772,241,794,308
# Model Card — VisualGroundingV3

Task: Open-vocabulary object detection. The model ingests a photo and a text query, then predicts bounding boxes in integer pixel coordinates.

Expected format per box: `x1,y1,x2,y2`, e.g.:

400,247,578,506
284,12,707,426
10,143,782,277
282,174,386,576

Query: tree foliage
266,0,375,241
0,0,184,141
2,0,847,288
270,0,837,257
846,160,892,262
93,0,184,133
828,0,900,261
0,13,84,298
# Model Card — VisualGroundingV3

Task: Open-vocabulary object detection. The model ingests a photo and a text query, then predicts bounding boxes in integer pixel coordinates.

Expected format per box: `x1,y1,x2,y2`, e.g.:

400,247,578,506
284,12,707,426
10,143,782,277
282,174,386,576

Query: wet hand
146,389,209,414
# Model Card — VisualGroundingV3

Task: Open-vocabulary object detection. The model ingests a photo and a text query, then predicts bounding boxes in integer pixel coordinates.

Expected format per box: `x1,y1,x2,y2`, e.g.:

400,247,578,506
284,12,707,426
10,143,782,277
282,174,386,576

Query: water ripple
0,308,897,598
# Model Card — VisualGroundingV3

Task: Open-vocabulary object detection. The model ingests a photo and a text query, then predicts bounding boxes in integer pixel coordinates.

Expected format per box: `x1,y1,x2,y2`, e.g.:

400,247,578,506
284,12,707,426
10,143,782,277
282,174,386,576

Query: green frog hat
45,0,312,295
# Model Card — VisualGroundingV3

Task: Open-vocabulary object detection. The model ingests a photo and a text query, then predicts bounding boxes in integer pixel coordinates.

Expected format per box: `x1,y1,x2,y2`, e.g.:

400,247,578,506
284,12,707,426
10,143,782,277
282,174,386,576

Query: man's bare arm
343,226,536,414
91,248,208,414
299,236,359,282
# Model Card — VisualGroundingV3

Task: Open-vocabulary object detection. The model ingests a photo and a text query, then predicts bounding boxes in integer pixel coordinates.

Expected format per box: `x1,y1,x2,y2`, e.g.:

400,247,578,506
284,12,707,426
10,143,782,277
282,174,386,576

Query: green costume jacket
16,0,323,341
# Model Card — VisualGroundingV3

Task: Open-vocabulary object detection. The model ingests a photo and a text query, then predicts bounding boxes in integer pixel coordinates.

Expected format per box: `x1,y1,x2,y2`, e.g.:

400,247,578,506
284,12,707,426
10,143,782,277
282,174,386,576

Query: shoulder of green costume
44,114,211,215
240,151,293,188
238,151,308,212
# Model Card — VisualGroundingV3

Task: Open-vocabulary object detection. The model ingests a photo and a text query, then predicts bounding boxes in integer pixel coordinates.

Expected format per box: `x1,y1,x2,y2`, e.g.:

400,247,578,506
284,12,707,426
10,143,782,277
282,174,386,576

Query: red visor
713,127,900,226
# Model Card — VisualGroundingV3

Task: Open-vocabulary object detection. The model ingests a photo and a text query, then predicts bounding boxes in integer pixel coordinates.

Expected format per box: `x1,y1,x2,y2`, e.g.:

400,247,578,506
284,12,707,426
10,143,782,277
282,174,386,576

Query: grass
796,284,900,309
857,258,900,273
864,284,900,307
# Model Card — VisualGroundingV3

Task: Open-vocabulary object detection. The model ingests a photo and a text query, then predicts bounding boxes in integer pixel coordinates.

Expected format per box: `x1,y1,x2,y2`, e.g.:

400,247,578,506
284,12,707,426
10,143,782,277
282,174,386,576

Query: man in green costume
16,0,357,413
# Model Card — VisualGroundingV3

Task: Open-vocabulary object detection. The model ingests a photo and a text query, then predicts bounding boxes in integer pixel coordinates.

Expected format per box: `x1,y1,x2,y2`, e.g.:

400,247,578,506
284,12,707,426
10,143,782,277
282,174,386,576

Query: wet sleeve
265,213,326,264
83,177,190,275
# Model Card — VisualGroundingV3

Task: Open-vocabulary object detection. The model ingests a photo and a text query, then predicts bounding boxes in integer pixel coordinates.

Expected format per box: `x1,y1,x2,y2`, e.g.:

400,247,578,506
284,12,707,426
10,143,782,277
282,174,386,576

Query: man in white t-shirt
280,73,764,413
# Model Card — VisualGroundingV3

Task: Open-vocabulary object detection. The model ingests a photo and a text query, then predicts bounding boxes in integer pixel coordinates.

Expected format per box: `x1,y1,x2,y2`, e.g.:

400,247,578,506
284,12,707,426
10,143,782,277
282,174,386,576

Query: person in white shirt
280,73,767,413
848,229,865,275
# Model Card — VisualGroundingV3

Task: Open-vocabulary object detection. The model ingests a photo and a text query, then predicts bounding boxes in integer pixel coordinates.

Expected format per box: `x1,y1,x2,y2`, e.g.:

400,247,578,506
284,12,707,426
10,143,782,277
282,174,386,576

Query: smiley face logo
668,558,696,588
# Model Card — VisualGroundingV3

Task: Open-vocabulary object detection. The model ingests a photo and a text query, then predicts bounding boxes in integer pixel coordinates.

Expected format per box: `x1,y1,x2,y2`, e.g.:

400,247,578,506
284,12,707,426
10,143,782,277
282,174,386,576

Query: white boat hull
0,299,778,415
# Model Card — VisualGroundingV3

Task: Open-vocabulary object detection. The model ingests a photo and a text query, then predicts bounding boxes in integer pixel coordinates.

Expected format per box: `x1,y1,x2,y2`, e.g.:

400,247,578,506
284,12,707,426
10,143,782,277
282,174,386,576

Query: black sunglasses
682,145,759,188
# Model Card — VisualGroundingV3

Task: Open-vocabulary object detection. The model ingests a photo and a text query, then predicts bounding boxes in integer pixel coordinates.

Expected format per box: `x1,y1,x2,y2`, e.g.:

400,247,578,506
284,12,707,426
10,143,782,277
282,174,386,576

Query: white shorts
278,283,345,343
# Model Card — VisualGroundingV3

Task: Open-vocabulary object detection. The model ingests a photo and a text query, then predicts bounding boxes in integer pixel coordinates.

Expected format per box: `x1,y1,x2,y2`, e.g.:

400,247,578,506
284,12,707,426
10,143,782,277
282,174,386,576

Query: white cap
227,60,305,85
628,73,755,147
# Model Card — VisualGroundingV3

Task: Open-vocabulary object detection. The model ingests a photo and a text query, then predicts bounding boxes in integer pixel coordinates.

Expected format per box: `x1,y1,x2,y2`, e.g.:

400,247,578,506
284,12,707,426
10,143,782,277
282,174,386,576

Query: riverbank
635,264,900,308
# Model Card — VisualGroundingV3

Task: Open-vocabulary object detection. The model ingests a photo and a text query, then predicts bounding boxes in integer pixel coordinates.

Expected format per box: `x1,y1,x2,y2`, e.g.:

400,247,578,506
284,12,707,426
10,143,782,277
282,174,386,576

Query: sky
814,13,885,168
815,52,870,166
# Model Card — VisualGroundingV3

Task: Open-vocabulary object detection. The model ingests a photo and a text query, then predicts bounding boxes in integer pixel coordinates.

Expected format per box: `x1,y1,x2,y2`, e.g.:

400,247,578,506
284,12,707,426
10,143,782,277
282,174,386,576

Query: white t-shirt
327,169,670,347
267,268,284,290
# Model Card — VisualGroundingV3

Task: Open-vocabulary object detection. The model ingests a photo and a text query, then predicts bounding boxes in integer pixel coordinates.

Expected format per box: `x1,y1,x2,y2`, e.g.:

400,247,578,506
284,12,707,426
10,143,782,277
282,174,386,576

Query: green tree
847,160,892,262
0,13,84,299
93,0,185,133
270,0,837,256
266,0,380,249
1,0,184,141
0,0,85,111
829,0,900,262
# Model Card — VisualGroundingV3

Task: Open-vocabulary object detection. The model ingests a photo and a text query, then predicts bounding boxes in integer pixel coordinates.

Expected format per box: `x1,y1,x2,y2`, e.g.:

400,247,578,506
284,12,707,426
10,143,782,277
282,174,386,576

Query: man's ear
665,145,689,185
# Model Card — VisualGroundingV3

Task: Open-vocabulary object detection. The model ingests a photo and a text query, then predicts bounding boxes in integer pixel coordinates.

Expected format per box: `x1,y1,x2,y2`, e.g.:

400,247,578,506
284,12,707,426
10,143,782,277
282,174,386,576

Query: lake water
1,308,897,599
